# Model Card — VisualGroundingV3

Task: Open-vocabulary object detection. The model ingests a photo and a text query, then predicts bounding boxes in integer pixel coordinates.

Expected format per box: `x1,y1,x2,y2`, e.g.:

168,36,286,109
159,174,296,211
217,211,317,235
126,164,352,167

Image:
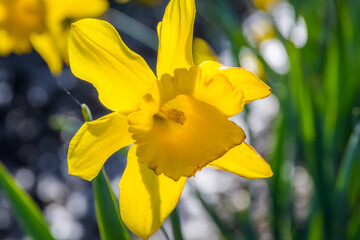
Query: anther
157,104,186,125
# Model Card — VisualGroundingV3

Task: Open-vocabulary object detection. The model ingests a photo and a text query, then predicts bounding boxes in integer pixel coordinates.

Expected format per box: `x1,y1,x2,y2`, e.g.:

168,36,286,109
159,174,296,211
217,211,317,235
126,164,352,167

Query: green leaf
333,122,360,238
191,184,234,240
170,207,184,240
0,162,55,240
92,169,131,240
307,208,323,240
81,104,131,240
335,122,360,194
347,205,360,239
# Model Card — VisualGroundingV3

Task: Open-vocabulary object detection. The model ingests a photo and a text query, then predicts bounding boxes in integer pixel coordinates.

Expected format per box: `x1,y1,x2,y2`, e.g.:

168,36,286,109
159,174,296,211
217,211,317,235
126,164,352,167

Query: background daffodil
0,0,108,74
67,0,273,238
193,37,218,65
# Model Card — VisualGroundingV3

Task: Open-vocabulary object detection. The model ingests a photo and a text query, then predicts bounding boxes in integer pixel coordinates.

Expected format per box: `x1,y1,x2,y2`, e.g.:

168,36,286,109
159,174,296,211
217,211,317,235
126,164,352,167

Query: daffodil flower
253,0,278,11
67,0,273,238
0,0,108,74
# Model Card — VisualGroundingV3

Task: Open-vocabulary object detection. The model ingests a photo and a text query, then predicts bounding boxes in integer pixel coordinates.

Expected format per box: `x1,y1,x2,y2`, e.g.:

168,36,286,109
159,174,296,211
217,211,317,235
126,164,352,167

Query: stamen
157,104,186,125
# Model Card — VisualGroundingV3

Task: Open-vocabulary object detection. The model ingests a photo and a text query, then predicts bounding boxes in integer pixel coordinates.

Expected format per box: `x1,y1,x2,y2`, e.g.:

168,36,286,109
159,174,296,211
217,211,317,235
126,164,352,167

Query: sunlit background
0,0,359,239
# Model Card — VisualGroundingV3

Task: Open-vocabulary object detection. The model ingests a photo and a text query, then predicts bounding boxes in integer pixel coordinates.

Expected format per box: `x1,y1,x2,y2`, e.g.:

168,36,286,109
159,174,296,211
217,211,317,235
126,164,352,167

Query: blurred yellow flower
253,0,279,11
243,12,276,46
193,37,218,65
239,49,266,80
67,0,273,238
0,0,108,74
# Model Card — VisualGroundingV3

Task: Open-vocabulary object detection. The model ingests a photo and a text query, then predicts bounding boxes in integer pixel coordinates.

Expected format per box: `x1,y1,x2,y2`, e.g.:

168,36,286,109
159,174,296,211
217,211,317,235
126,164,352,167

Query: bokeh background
0,0,359,239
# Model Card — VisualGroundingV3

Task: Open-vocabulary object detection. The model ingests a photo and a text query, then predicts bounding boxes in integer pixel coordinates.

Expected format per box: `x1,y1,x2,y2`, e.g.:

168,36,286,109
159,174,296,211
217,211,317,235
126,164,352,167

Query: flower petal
156,0,195,78
30,32,63,74
68,111,133,181
44,0,108,21
157,66,245,117
200,60,271,103
193,37,218,65
208,142,273,179
68,18,157,112
0,2,6,22
119,145,186,240
43,0,109,66
0,30,13,55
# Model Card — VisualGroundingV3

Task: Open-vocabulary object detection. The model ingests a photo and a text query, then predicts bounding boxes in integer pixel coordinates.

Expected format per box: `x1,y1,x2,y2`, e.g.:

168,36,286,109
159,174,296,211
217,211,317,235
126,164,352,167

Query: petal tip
267,167,274,177
265,87,272,98
261,162,274,178
67,169,93,181
70,18,93,30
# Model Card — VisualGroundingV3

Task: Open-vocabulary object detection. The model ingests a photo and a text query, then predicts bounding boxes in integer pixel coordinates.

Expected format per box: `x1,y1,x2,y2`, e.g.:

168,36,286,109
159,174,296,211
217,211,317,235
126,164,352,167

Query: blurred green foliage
0,162,55,240
195,0,360,239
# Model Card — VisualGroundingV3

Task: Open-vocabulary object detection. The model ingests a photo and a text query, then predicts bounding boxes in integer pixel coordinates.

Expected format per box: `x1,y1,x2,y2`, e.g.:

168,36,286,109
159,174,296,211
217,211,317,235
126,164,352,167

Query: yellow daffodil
253,0,279,11
239,49,266,80
243,12,276,47
67,0,273,238
0,0,108,74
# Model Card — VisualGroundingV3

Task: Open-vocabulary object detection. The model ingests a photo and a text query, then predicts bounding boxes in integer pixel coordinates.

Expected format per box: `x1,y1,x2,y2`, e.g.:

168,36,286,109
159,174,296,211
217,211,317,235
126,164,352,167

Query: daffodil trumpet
67,0,273,239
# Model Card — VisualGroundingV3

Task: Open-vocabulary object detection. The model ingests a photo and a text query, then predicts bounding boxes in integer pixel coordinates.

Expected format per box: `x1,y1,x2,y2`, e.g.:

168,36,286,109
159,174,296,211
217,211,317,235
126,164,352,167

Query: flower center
157,104,186,125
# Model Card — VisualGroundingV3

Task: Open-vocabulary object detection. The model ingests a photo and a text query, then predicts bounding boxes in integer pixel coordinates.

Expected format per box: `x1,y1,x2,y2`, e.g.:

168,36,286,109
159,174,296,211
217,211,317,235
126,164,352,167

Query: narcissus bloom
67,0,273,239
253,0,279,11
0,0,108,74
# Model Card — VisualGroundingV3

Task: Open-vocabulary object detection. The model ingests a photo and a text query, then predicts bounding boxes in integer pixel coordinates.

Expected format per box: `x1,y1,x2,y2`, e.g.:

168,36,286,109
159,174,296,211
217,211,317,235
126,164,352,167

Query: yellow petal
208,142,273,178
156,0,195,78
43,0,108,69
193,37,218,65
190,70,245,117
44,0,108,21
68,111,133,181
0,30,13,56
200,60,271,103
119,145,186,240
157,66,245,117
12,39,32,54
30,32,63,74
128,93,246,180
0,2,7,23
68,18,157,112
239,50,266,81
253,0,278,11
8,0,45,34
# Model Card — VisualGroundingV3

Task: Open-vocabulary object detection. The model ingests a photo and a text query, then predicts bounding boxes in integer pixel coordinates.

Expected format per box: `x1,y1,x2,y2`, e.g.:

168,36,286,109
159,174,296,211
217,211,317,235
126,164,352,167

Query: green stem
81,104,131,240
81,104,93,122
192,184,233,240
170,207,184,240
160,226,171,240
